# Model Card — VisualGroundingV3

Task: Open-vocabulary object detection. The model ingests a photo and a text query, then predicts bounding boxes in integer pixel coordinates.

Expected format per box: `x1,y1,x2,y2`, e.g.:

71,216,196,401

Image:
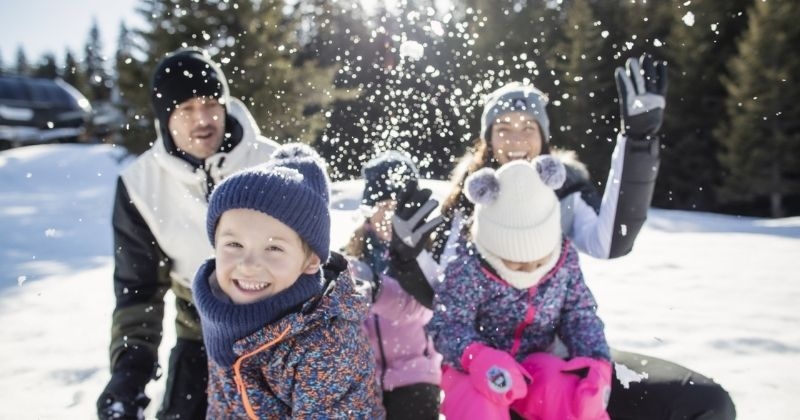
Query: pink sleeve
370,274,432,321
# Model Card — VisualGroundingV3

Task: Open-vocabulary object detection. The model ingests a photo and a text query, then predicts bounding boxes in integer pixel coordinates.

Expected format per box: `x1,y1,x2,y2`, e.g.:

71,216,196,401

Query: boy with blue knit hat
192,143,384,419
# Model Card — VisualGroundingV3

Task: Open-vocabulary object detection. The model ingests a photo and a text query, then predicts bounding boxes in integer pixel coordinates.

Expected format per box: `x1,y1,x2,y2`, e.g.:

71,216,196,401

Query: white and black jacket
108,98,279,369
437,133,660,266
557,134,660,259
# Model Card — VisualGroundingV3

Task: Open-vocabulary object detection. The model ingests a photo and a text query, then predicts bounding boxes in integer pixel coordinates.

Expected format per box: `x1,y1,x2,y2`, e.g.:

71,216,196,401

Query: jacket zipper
373,314,388,389
232,325,291,420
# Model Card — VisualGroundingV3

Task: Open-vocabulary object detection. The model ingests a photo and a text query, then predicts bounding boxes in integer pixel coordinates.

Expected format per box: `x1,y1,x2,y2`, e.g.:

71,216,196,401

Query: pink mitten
513,352,575,419
562,357,612,420
440,366,514,420
461,343,529,405
513,353,611,420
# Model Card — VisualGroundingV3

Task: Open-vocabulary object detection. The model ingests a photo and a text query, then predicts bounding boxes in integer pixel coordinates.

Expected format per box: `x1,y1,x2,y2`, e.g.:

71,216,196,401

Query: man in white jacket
97,47,279,420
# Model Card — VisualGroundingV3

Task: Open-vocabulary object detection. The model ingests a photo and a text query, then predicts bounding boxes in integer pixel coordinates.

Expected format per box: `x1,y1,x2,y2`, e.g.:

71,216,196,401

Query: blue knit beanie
206,143,331,261
361,150,419,206
481,82,550,143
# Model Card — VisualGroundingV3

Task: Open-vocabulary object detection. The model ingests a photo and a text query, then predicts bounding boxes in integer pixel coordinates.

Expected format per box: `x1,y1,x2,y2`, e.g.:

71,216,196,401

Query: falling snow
0,144,798,418
682,11,696,27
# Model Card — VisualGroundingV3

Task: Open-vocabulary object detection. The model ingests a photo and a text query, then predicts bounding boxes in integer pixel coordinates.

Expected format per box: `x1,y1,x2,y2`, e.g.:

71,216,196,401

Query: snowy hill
0,143,798,419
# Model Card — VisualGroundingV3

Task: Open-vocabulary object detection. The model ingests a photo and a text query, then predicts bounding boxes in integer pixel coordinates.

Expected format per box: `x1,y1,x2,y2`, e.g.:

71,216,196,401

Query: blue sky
0,0,447,67
0,0,141,65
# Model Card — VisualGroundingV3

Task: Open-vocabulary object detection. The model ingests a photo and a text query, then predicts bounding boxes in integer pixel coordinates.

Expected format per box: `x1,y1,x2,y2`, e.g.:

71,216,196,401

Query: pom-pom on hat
151,48,229,149
465,155,565,263
361,150,419,207
206,143,331,261
481,82,550,143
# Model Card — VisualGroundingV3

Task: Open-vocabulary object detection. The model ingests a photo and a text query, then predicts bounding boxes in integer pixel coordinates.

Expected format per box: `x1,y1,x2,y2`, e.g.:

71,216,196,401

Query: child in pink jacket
344,151,443,419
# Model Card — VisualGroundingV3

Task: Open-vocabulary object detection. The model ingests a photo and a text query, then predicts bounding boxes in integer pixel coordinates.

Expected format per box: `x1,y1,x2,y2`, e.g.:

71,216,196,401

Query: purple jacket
365,274,443,390
427,238,610,371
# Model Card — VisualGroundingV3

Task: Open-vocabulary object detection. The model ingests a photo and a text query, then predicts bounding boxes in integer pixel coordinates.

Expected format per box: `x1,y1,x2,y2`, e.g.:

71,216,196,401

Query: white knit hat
465,156,565,263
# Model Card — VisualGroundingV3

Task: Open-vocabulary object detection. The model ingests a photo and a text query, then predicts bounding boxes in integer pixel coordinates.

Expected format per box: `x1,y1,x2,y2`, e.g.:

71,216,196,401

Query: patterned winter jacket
193,259,385,419
426,238,610,371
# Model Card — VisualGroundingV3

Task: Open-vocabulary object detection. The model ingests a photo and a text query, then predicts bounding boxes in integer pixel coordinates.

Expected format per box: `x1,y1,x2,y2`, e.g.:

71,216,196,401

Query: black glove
615,53,668,140
386,180,444,309
97,348,157,420
322,251,348,282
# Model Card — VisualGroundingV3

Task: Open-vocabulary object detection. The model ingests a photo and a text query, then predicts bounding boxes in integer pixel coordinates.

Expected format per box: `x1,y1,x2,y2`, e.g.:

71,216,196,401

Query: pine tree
114,22,148,116
451,0,561,94
657,0,750,210
115,0,338,152
308,2,468,178
114,22,151,152
85,19,112,102
62,50,89,96
33,54,59,79
716,0,800,217
299,0,383,178
615,0,674,57
550,0,616,182
15,47,30,76
439,0,564,156
232,0,339,145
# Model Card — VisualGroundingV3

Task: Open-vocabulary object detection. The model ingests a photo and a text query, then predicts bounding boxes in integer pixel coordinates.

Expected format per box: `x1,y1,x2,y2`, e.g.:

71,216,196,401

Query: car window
29,80,75,107
0,78,30,101
0,77,79,108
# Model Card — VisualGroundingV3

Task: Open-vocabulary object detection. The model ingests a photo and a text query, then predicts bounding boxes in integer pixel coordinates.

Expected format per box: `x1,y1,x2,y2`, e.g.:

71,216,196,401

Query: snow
1,143,799,419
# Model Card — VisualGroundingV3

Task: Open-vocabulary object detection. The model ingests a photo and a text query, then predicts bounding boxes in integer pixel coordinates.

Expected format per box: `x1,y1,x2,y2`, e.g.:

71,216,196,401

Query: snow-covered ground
0,143,798,419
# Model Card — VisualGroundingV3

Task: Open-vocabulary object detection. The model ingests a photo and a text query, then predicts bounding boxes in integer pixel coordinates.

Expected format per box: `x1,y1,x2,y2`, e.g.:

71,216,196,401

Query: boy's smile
234,278,271,292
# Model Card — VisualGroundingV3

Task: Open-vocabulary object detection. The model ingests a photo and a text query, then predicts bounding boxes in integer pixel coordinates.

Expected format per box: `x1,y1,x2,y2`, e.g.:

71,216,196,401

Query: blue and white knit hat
206,143,331,261
361,150,419,207
480,82,550,143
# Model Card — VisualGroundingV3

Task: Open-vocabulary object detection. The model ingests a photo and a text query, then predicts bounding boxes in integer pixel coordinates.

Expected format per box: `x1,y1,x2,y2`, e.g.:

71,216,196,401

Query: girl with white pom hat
426,156,612,420
430,75,734,420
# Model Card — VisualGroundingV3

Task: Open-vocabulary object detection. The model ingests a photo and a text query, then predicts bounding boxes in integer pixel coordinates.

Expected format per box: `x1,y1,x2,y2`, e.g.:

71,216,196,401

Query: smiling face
214,208,321,305
168,96,226,160
489,111,544,165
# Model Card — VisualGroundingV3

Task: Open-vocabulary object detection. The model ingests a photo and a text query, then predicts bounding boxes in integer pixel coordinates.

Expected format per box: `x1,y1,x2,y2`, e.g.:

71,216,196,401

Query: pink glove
512,353,611,420
563,357,612,420
461,343,530,405
440,366,515,420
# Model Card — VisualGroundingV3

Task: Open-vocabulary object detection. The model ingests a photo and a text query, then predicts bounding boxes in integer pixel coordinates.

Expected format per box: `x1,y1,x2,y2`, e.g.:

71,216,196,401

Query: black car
0,75,92,149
